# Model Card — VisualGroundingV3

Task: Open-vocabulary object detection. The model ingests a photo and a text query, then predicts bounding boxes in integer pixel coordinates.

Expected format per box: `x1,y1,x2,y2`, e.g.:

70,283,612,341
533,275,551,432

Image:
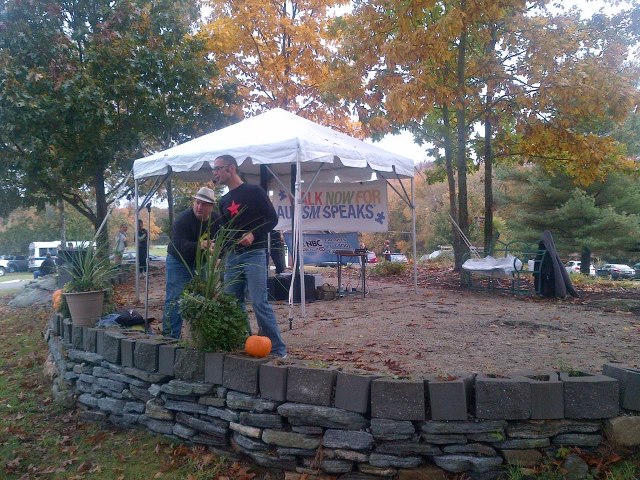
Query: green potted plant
62,244,115,326
178,225,248,352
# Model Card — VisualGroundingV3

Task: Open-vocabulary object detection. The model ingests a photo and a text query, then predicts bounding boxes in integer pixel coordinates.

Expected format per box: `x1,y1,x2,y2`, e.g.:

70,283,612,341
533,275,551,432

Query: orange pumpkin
245,335,272,358
52,289,63,311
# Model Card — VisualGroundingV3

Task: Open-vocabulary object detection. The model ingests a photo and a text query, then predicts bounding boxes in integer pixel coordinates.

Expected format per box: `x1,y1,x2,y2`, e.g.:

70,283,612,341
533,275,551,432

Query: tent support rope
378,170,418,293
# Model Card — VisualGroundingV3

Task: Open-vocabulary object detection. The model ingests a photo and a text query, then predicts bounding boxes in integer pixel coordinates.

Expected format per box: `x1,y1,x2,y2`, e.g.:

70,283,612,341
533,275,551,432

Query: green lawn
0,272,32,281
122,245,168,256
150,244,168,256
0,295,280,480
0,272,33,294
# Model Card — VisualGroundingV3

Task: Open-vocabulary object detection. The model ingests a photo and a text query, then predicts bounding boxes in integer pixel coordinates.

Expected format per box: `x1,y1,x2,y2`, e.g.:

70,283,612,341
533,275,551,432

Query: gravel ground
118,263,640,378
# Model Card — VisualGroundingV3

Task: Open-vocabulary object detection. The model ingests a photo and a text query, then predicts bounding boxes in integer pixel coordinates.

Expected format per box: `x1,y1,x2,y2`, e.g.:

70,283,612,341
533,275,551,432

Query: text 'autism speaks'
277,204,377,220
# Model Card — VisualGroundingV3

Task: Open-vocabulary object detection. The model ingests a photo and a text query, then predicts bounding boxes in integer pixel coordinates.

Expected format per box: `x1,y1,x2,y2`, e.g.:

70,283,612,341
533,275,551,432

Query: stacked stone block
46,315,639,479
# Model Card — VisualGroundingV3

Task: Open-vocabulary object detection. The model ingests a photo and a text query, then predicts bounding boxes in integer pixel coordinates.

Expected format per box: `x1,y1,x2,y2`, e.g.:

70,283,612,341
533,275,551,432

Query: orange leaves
368,116,392,136
5,456,22,474
216,462,257,480
7,424,28,440
86,431,111,447
198,18,242,57
160,444,257,479
507,10,640,185
518,121,628,185
383,358,410,376
202,0,356,132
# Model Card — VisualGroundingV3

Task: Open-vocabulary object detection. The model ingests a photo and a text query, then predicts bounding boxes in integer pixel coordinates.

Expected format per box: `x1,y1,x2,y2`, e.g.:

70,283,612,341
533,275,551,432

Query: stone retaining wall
47,314,640,479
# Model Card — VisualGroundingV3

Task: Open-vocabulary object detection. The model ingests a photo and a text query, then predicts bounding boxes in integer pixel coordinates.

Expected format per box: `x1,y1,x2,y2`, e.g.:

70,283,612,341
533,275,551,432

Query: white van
28,240,92,270
28,241,60,271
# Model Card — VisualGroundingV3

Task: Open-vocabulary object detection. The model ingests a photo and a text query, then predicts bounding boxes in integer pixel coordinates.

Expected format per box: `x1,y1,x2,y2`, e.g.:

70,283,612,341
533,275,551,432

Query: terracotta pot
64,290,104,326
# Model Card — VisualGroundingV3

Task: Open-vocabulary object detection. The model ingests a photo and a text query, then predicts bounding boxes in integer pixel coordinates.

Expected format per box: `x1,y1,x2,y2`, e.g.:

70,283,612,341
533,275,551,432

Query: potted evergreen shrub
62,244,115,326
178,226,248,352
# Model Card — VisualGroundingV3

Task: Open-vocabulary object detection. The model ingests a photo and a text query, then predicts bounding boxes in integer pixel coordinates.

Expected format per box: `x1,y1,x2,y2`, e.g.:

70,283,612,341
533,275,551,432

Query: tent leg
144,202,151,333
411,177,418,293
134,180,140,303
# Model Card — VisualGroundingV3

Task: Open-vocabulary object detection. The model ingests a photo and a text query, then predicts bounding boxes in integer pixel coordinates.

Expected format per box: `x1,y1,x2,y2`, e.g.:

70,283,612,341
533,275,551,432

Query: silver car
596,263,635,280
389,253,408,263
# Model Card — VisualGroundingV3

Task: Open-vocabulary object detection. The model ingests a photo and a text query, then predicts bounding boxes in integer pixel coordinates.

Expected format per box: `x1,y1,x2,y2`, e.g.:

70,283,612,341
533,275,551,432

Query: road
0,278,27,292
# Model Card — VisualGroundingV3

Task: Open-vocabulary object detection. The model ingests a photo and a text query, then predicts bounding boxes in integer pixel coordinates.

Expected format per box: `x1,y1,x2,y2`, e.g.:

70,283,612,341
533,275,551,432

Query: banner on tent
283,232,359,265
273,182,388,232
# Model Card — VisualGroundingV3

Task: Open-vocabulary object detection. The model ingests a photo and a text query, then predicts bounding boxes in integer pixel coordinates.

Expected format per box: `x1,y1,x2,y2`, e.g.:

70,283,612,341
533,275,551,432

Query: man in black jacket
269,230,286,274
162,187,220,338
137,219,149,275
33,254,57,279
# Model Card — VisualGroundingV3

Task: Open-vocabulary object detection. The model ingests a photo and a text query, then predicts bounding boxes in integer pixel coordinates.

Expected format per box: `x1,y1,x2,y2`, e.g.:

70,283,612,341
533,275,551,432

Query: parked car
0,255,29,276
389,253,409,263
420,246,454,262
366,250,378,263
119,252,137,264
564,260,595,276
633,263,640,280
7,255,29,272
0,257,8,276
595,263,636,280
109,252,165,264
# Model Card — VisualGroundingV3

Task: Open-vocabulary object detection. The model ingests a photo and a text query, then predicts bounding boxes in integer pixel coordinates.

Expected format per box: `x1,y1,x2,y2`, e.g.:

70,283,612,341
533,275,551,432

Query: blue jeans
162,254,195,338
224,249,287,357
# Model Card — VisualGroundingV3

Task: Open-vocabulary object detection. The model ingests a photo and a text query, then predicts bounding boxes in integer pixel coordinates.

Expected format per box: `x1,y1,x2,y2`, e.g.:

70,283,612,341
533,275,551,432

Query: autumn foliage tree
0,0,237,250
498,7,640,183
331,0,639,269
201,0,358,132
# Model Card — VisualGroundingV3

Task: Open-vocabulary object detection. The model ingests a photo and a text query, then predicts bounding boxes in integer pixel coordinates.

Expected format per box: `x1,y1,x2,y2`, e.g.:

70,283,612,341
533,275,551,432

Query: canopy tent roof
131,108,419,310
133,108,415,184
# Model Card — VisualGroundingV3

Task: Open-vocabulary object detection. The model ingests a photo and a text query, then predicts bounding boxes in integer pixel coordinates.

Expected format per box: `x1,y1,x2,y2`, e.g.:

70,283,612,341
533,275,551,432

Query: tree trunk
455,0,469,272
483,117,493,254
167,177,174,241
94,168,109,255
59,198,67,247
483,25,497,253
580,247,592,275
442,105,461,267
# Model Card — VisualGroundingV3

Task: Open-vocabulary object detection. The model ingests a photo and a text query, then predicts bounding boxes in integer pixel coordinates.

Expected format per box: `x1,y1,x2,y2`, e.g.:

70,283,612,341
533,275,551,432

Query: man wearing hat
162,187,220,338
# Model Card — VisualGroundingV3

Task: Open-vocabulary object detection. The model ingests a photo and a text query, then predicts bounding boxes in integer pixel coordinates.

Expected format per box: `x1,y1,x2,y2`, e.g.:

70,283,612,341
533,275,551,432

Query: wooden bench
462,239,548,295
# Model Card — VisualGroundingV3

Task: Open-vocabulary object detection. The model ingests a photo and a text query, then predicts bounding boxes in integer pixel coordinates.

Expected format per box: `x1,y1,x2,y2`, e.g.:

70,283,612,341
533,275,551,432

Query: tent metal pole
411,177,418,293
260,166,271,273
134,179,140,303
377,170,418,292
290,164,296,232
144,202,151,333
296,157,306,316
288,165,296,329
136,173,170,213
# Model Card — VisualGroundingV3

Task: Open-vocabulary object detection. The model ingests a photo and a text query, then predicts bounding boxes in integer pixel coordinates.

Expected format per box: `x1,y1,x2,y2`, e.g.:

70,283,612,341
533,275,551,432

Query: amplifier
267,275,289,301
267,273,315,303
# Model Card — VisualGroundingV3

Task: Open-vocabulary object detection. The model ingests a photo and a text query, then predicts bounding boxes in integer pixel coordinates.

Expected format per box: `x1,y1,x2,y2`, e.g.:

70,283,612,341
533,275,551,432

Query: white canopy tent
132,108,417,318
